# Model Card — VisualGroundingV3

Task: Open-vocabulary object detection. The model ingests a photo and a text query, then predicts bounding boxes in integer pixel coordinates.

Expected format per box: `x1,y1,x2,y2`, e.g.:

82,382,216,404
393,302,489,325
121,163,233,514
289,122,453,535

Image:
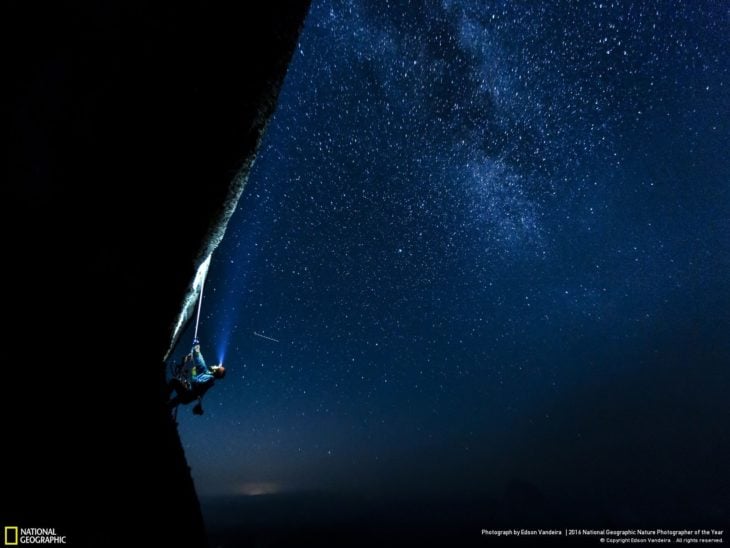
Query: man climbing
168,339,226,415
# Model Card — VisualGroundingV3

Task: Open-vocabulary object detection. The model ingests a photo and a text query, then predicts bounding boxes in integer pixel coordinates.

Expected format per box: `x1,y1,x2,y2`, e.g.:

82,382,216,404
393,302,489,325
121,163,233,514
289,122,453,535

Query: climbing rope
193,262,208,344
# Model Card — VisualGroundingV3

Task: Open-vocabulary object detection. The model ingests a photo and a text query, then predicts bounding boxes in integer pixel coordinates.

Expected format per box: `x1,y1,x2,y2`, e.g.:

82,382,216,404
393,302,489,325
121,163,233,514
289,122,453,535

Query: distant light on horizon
236,482,281,496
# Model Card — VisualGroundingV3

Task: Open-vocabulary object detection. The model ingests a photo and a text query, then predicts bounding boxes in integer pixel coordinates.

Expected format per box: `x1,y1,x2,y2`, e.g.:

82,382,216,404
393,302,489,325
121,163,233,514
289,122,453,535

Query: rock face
4,3,310,546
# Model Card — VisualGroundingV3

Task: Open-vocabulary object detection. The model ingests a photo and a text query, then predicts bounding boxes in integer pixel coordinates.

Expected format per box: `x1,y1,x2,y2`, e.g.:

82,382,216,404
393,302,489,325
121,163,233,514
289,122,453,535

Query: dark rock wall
3,3,310,546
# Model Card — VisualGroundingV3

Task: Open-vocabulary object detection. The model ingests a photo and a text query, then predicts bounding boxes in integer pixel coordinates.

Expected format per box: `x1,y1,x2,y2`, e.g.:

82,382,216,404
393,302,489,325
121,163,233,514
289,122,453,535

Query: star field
175,0,729,501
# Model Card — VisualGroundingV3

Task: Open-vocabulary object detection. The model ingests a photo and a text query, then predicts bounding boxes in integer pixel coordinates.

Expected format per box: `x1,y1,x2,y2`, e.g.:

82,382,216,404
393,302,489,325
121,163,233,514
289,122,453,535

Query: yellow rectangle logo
4,526,18,546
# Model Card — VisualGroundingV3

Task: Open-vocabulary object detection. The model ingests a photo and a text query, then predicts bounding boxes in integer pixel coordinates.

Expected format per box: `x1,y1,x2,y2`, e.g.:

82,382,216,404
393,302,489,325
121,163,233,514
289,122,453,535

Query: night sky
174,0,728,519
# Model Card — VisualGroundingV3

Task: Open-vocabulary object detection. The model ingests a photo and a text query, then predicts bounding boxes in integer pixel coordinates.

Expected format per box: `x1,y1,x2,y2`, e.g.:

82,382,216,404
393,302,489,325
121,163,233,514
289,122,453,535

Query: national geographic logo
4,528,17,546
4,527,66,545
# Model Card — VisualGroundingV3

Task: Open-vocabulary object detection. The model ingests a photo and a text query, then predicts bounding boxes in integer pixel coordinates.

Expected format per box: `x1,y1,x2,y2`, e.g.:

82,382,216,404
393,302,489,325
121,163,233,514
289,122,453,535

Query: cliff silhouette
4,3,310,545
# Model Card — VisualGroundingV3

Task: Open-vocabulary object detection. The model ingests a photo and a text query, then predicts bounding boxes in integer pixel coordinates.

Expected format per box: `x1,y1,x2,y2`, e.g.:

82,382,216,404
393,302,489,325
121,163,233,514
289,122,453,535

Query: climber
168,339,226,415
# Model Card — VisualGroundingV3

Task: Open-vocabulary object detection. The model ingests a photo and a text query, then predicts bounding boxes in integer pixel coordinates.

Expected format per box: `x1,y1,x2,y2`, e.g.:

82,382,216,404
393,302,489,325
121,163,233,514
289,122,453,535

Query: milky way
175,0,728,502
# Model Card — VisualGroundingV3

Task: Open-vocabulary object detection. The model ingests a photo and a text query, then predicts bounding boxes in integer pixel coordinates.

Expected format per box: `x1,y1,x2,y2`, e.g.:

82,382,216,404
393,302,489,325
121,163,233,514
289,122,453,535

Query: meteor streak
253,332,280,343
